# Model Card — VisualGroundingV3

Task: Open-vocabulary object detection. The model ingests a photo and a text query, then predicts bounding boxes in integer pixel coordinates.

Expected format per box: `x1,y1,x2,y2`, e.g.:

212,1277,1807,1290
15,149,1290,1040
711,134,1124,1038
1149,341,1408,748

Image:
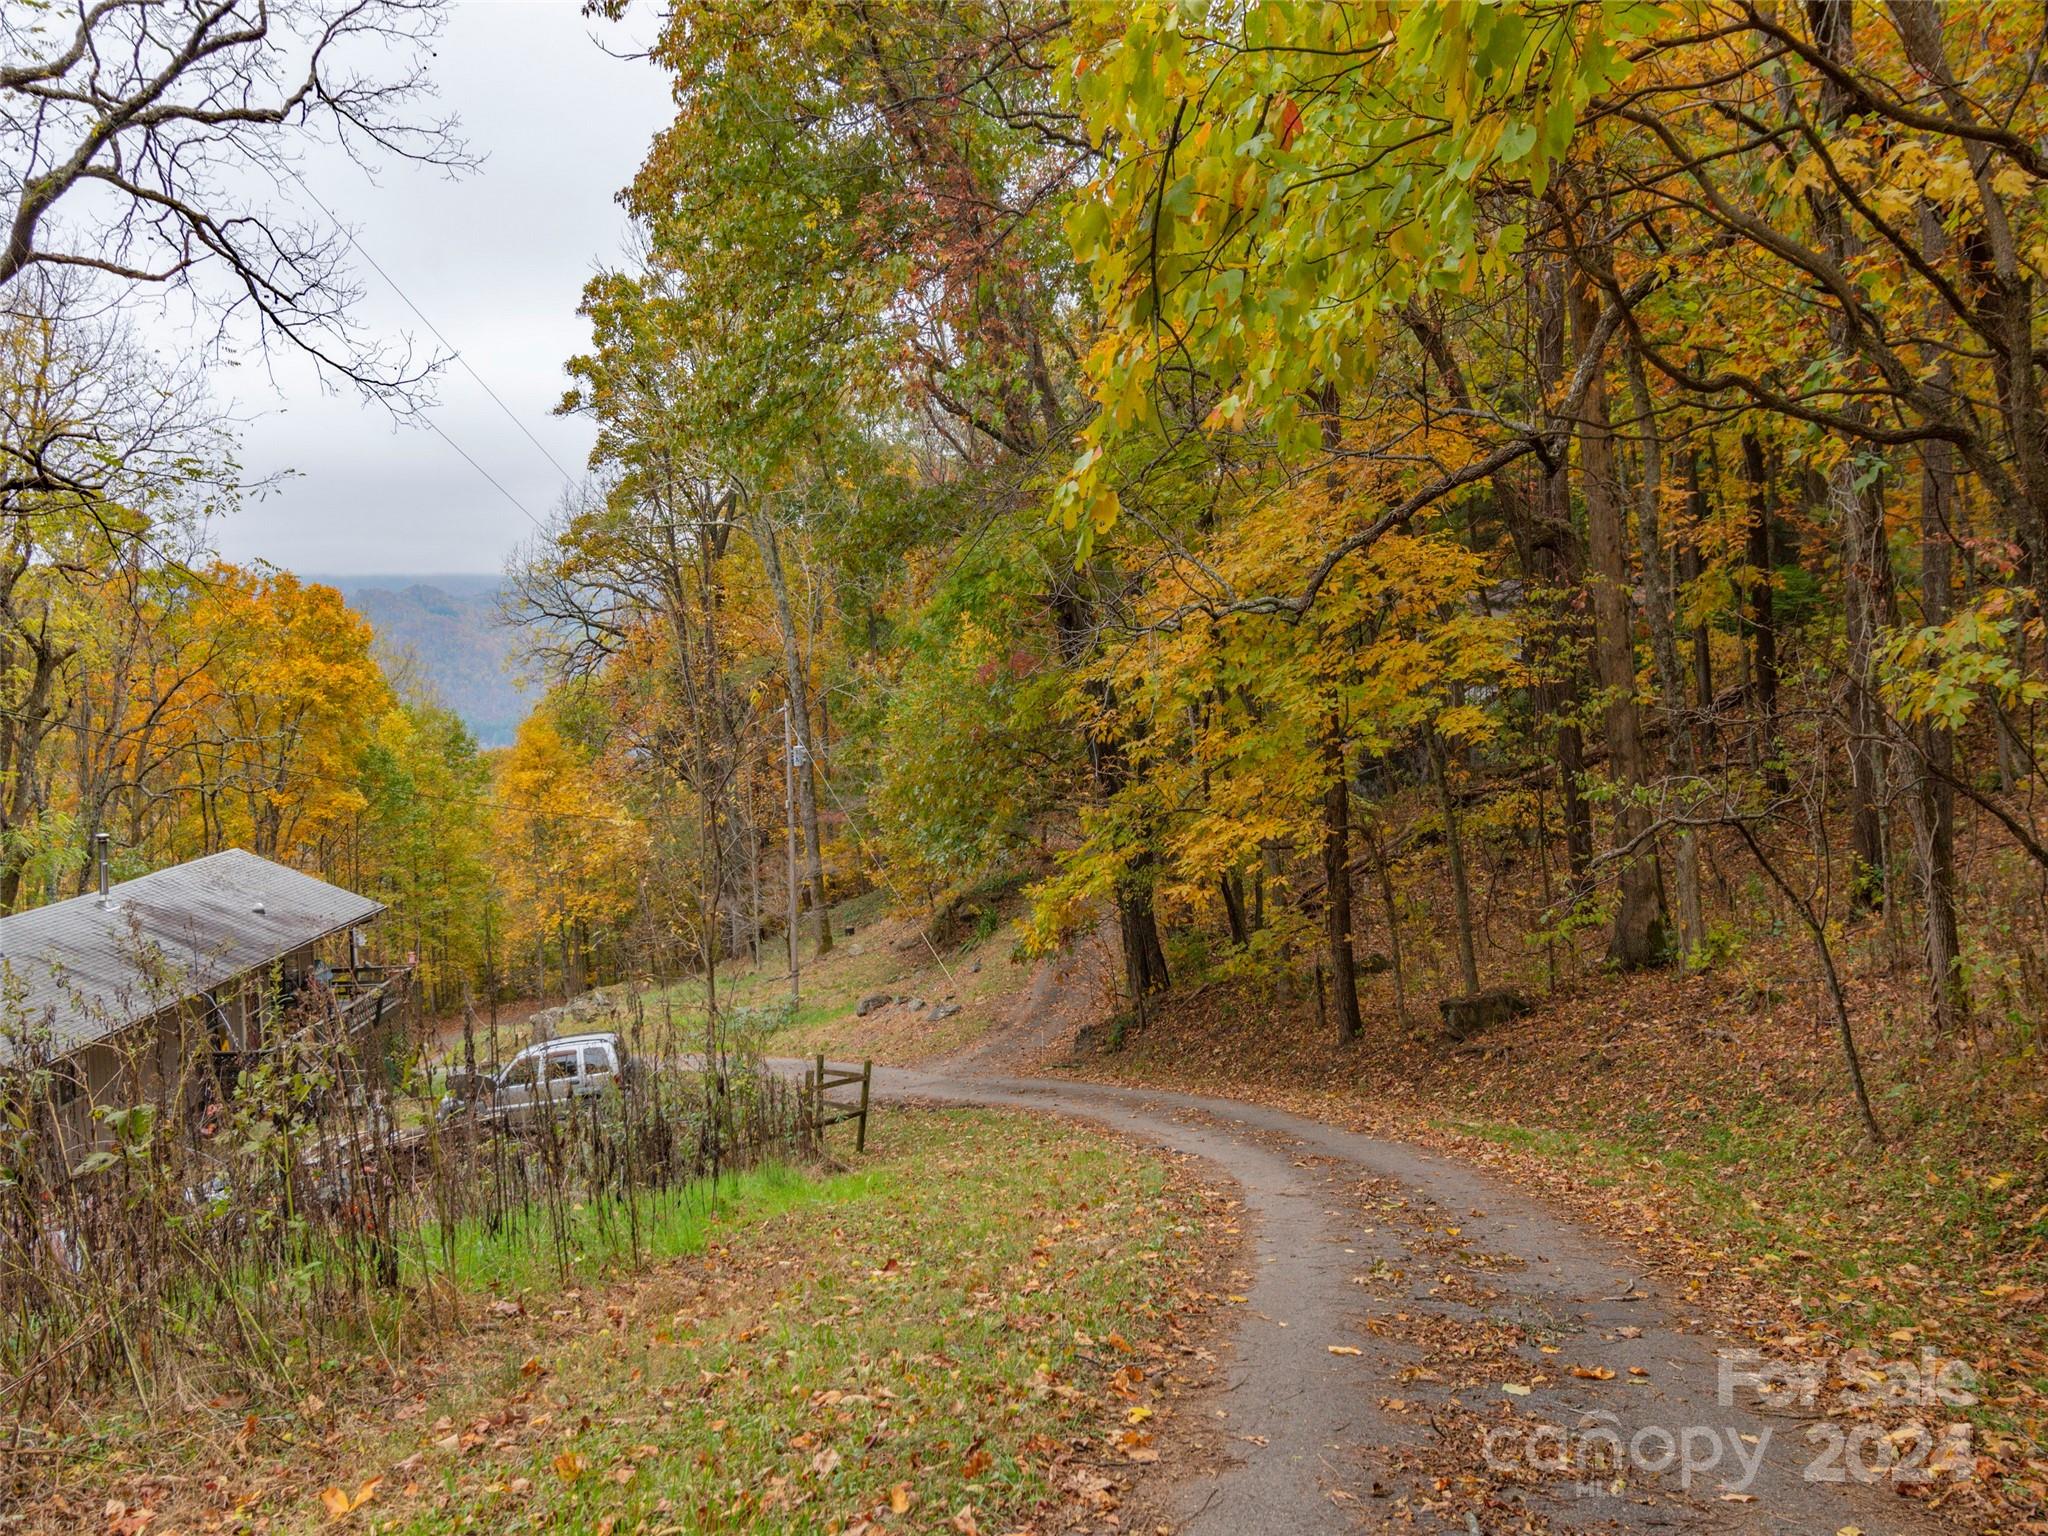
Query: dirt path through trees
876,1064,1950,1535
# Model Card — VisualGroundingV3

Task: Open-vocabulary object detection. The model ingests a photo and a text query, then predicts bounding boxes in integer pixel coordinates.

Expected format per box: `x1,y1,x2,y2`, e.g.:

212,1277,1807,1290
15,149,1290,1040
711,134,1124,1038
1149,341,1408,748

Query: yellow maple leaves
317,1477,380,1521
182,563,391,858
491,710,636,962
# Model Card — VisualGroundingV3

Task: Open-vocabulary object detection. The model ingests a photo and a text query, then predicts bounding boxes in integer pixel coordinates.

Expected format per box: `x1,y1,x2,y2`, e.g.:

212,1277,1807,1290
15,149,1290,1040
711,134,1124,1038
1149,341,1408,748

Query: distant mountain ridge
309,573,537,748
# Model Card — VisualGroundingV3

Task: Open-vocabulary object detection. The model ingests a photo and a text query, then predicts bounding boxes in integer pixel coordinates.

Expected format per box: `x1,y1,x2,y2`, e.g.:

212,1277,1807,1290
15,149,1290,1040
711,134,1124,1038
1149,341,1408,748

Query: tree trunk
1532,271,1596,885
1681,455,1715,728
1576,312,1669,969
1903,206,1969,1037
1428,732,1482,997
1907,438,1968,1037
1741,432,1786,792
1624,345,1703,962
1840,465,1897,908
1801,1,1895,909
1118,873,1170,1004
1322,711,1363,1043
750,509,831,954
1219,871,1250,946
1362,819,1410,1025
1051,574,1169,1004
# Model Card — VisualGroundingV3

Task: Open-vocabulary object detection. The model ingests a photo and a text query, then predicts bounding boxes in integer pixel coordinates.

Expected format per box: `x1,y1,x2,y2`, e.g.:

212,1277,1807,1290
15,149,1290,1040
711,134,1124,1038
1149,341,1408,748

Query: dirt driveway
873,1061,1954,1535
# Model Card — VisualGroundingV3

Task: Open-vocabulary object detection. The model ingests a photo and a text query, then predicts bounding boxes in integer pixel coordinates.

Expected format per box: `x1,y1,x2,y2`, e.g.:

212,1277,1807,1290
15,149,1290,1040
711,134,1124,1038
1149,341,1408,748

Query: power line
280,165,574,532
420,415,548,535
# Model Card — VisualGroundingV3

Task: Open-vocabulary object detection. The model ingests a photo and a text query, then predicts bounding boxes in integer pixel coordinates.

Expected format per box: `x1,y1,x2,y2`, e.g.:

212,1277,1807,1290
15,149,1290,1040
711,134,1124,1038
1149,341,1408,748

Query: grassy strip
372,1109,1197,1534
65,1107,1216,1536
412,1162,848,1296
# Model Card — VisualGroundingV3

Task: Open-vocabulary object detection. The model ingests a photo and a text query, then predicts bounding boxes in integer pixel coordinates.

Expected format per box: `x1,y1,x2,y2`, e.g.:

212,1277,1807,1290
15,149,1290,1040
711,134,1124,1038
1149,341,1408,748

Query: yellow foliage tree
181,564,391,863
491,708,635,998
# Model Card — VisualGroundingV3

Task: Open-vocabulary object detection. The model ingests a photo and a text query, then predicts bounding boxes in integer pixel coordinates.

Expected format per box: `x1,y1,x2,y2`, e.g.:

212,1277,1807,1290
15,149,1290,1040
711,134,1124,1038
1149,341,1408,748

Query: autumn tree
492,702,633,1003
0,0,466,396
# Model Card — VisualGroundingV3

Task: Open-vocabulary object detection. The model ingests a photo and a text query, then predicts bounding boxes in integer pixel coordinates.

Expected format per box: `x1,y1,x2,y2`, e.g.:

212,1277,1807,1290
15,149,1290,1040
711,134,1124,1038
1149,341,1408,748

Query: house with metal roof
0,846,405,1165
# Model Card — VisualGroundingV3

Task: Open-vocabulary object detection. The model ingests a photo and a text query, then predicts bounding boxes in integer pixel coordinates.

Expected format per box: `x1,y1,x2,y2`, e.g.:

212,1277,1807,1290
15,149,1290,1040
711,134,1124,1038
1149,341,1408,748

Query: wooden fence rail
805,1054,874,1153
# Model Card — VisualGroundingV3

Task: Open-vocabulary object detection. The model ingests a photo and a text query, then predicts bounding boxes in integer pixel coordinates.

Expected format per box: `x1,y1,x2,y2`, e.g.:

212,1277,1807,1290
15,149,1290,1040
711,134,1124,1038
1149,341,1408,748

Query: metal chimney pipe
95,832,110,904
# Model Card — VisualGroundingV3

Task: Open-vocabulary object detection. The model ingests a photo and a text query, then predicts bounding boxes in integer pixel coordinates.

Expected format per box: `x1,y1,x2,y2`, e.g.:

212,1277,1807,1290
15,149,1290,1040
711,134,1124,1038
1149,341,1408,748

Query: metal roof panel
0,850,384,1063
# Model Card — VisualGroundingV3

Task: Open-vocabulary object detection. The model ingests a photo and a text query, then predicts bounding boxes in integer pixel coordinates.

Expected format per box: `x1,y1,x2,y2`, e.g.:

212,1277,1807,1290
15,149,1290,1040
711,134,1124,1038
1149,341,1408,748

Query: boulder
930,1002,961,1021
855,993,894,1018
1437,987,1530,1041
906,997,927,1011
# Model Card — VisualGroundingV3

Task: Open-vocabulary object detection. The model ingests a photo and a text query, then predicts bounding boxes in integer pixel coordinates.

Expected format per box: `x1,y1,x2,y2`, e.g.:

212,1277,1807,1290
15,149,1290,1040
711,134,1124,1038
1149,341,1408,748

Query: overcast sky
208,1,673,578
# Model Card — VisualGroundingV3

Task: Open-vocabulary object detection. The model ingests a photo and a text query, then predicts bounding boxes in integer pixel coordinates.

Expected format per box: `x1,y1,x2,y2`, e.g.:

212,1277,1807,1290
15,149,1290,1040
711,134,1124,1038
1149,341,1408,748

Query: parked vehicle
437,1032,634,1130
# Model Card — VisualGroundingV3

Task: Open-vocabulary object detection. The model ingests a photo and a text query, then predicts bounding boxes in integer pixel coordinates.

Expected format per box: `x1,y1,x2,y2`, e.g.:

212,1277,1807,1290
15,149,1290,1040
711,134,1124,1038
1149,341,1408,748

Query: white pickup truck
438,1031,633,1130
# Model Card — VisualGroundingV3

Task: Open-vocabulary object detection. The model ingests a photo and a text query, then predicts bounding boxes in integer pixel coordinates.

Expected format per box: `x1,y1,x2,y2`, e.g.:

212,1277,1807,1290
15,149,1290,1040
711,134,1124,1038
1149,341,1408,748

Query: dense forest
10,4,2048,1531
11,0,2048,1130
428,0,2045,1143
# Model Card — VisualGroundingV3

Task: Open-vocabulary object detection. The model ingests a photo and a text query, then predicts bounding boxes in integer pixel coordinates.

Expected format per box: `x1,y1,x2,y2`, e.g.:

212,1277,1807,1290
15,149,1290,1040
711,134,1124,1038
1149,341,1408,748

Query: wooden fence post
856,1059,872,1153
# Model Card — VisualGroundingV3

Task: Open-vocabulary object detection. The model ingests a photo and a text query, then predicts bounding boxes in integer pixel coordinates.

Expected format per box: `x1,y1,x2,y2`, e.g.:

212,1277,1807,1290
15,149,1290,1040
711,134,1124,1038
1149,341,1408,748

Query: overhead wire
279,165,571,535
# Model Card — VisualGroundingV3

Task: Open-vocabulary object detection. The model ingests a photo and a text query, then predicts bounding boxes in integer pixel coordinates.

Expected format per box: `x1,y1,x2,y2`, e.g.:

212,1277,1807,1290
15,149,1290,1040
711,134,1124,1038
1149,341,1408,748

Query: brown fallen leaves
317,1477,380,1521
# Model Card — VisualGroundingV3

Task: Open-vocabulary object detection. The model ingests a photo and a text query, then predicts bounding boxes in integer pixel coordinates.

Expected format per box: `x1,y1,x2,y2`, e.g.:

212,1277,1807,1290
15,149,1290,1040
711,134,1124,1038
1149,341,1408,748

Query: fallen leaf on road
1328,1345,1362,1356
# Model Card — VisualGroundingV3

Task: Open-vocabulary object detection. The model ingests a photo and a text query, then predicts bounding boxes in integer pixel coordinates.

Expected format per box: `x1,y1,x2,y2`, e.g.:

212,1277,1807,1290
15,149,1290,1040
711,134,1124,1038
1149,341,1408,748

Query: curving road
864,1062,1951,1536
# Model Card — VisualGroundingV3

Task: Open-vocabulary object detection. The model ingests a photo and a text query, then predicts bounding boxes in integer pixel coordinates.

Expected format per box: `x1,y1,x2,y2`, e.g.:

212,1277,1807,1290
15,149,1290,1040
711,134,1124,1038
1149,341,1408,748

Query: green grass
367,1110,1196,1535
66,1108,1212,1536
405,1162,868,1295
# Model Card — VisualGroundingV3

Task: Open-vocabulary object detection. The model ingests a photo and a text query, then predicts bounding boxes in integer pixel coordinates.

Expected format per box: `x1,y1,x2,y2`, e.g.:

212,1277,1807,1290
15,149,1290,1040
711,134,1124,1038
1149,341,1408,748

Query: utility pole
781,701,801,1012
745,767,762,966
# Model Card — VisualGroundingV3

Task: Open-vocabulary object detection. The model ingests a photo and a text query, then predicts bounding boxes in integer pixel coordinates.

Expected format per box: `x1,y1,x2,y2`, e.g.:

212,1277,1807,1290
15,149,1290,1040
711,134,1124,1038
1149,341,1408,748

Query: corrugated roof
0,849,383,1064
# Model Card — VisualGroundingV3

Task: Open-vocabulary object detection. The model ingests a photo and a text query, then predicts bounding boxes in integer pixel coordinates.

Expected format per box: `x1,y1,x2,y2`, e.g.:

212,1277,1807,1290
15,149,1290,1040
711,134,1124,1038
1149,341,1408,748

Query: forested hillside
489,0,2048,1137
10,2,2048,1531
331,575,536,747
11,0,2047,1141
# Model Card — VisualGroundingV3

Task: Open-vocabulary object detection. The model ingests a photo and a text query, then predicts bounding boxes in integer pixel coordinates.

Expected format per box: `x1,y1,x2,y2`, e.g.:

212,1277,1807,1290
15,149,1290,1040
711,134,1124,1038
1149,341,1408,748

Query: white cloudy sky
206,1,673,577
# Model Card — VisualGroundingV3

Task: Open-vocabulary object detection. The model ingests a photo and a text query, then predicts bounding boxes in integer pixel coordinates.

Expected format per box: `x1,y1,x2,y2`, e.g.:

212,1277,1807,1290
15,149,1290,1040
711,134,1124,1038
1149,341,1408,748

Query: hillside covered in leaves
486,0,2048,1140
